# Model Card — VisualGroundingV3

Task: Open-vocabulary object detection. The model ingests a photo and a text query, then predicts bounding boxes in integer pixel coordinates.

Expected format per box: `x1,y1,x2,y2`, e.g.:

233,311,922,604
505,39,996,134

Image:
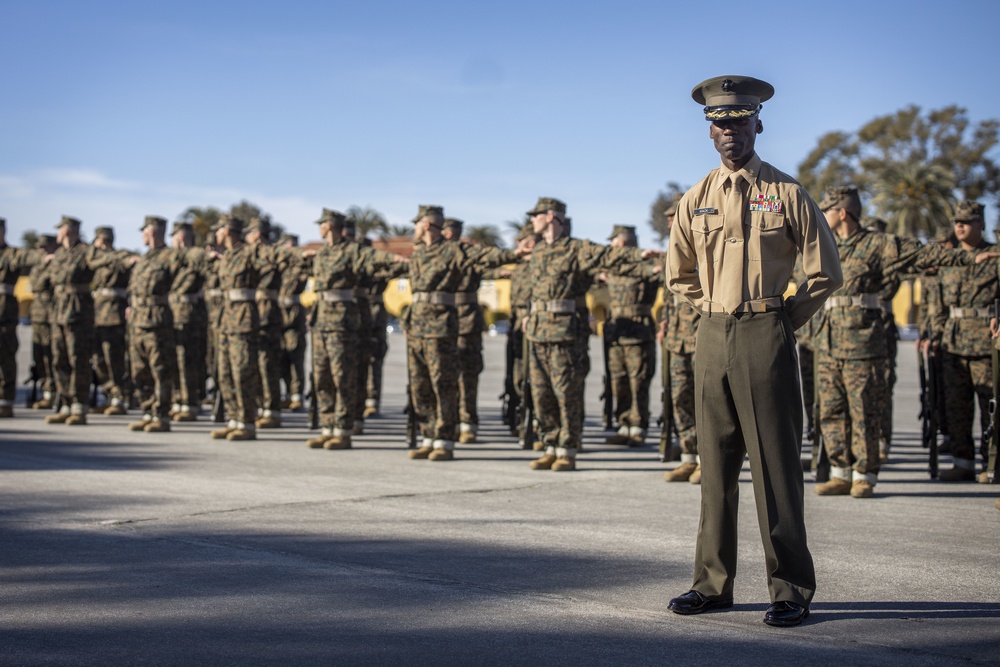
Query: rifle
600,319,614,431
812,350,830,483
520,338,535,450
404,382,417,449
658,344,675,462
918,345,940,478
499,325,521,436
306,328,319,430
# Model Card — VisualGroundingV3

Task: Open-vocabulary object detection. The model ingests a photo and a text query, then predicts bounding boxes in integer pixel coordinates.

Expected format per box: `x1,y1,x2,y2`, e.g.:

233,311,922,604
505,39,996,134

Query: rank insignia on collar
749,194,783,213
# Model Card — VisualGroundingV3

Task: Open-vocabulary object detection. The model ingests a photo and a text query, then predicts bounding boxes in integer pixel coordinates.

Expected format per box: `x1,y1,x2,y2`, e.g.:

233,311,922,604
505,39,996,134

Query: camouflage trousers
669,349,697,455
457,332,484,426
94,324,128,401
366,330,388,406
313,329,357,430
798,343,814,434
609,340,655,429
31,322,55,395
281,324,307,400
530,340,583,454
881,333,898,447
407,334,459,442
130,326,175,420
940,352,991,463
217,331,259,425
256,325,282,414
0,323,17,402
173,322,207,408
52,321,94,407
817,353,886,475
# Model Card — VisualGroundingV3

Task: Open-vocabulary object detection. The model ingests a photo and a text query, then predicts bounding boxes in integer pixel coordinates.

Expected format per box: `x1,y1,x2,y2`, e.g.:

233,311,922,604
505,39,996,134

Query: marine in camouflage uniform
203,251,224,407
865,217,901,462
277,233,309,412
210,216,264,441
127,216,182,432
405,205,520,461
603,225,660,447
90,226,133,415
813,187,980,498
508,228,539,406
441,217,488,444
363,269,393,417
169,221,211,422
28,234,59,410
246,217,294,429
307,209,404,450
661,245,702,483
0,217,35,418
928,201,999,482
523,197,653,472
46,216,123,426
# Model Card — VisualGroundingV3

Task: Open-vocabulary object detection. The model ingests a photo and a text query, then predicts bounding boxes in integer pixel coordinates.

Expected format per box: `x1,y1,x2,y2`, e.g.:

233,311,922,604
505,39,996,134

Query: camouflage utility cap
515,226,539,243
691,75,774,121
216,214,244,234
94,226,114,239
412,205,444,223
526,197,567,216
317,208,346,226
607,224,636,241
57,215,82,230
141,215,168,231
818,185,862,219
38,233,57,245
171,221,193,235
247,216,269,233
952,200,985,223
279,233,299,245
443,217,464,233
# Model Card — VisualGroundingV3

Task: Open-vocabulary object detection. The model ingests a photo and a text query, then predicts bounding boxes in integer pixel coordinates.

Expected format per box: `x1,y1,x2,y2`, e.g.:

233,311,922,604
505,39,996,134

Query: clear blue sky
2,0,999,250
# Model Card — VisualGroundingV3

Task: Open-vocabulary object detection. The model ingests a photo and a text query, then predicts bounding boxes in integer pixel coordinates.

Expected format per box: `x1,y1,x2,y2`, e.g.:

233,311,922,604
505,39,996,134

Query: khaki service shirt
667,153,842,330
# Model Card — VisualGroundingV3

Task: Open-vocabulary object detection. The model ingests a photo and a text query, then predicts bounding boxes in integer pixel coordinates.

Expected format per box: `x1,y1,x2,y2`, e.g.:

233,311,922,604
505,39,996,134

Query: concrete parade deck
2,328,998,666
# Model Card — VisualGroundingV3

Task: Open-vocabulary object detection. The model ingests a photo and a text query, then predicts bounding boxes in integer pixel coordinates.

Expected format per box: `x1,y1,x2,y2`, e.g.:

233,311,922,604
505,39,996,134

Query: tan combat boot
255,412,281,429
814,477,851,496
551,456,576,472
688,465,702,485
89,403,107,415
33,394,54,410
65,405,88,426
532,441,546,451
104,403,126,416
174,406,196,422
325,430,352,450
129,416,152,432
530,453,558,470
211,422,237,439
362,404,378,418
144,419,171,433
409,438,434,459
978,471,990,484
289,395,304,412
428,448,454,461
227,426,257,441
605,425,630,445
850,479,874,498
664,461,698,483
46,406,70,424
307,429,333,449
458,431,476,445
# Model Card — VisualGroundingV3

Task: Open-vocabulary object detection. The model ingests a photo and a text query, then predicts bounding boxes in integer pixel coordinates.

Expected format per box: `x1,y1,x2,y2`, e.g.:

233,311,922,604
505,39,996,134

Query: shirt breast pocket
746,213,789,261
691,214,724,259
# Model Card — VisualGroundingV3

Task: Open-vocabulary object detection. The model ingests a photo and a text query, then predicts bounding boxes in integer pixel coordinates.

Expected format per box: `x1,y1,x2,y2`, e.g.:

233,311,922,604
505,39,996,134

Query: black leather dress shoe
763,601,809,627
667,590,734,615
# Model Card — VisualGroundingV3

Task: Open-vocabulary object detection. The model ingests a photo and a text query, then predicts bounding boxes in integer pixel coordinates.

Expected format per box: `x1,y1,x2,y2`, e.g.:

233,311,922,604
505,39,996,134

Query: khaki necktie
720,173,747,313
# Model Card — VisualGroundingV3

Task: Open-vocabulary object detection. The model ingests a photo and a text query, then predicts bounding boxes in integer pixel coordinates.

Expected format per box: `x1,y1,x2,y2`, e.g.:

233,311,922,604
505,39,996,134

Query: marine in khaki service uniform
90,226,133,415
307,209,405,449
210,216,265,441
523,198,655,471
405,205,522,461
0,217,36,418
127,216,182,433
603,225,660,447
28,234,60,410
666,76,843,627
168,221,211,421
929,201,999,481
812,187,981,498
46,216,125,426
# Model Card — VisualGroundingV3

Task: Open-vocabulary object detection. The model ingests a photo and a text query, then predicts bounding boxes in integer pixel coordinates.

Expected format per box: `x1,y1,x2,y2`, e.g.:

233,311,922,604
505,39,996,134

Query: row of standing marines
1,191,998,487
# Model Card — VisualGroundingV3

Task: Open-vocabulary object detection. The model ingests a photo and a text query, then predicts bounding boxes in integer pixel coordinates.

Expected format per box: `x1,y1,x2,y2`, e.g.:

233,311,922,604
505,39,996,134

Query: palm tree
346,206,389,240
389,224,413,238
871,162,956,239
466,224,505,247
180,206,223,247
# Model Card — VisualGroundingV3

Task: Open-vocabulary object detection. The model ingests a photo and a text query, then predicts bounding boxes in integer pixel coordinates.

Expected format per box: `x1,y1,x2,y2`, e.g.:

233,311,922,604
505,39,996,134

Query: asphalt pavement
2,327,999,666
